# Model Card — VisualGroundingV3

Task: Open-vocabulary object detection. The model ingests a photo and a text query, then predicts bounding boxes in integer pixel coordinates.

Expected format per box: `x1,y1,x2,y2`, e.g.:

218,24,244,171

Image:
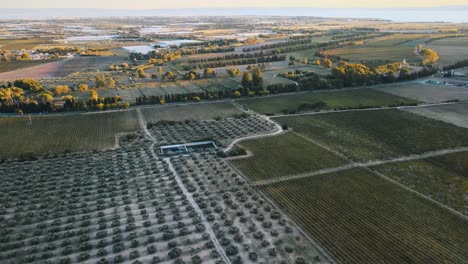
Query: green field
141,102,242,122
237,89,418,114
371,151,468,215
0,38,53,50
231,132,348,181
260,168,468,264
0,111,140,159
273,109,468,161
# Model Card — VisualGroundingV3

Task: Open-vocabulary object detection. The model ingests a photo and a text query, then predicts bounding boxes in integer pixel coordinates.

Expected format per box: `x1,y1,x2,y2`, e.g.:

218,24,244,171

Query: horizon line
1,5,468,10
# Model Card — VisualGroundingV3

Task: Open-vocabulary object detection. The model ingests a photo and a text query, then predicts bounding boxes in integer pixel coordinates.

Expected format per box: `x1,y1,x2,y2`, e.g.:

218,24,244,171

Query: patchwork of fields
375,83,468,103
0,110,140,159
405,102,468,128
273,109,468,162
237,88,418,114
231,132,349,181
141,102,242,122
371,151,468,215
260,168,468,264
0,56,128,80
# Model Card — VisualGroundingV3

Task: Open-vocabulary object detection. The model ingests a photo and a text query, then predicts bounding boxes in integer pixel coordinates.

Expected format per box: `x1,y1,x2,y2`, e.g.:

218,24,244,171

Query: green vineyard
274,109,468,161
371,151,468,215
0,110,140,159
260,167,468,263
230,132,349,181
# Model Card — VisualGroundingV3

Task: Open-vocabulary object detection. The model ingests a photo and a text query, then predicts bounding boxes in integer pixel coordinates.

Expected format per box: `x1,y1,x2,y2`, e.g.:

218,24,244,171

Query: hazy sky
2,0,466,9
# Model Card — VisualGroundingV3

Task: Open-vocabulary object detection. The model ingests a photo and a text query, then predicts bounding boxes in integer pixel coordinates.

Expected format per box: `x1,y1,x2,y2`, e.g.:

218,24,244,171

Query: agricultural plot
231,132,349,181
142,102,242,123
237,88,418,114
0,56,127,80
169,152,330,263
273,109,468,161
405,102,468,128
371,151,468,215
0,37,53,50
376,83,468,103
0,141,223,264
0,60,61,73
427,37,468,65
0,111,140,159
148,116,277,148
259,167,468,264
324,46,421,64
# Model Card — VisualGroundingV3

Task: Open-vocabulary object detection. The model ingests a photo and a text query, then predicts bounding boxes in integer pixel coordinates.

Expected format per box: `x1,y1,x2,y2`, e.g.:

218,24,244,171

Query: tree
137,69,146,78
203,68,216,78
90,90,99,102
252,68,263,89
54,85,70,95
187,72,196,81
322,58,333,68
162,71,177,81
151,73,158,80
14,79,43,92
77,84,88,92
38,91,54,102
157,67,164,74
226,68,241,77
107,78,116,88
241,72,253,89
95,75,106,88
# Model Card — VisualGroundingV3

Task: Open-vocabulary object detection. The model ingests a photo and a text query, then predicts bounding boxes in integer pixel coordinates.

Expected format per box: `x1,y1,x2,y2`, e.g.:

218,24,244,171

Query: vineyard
371,151,468,215
0,111,140,159
273,109,468,161
237,89,418,114
141,102,242,123
259,167,468,264
231,132,349,181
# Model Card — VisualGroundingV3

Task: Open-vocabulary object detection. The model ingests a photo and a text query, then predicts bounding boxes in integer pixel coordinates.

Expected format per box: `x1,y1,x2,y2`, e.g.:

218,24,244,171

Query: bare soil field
405,102,468,128
0,56,127,80
427,37,468,65
375,83,468,103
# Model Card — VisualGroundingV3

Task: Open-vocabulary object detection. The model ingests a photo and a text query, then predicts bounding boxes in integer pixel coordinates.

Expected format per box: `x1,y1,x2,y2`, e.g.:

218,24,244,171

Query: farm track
224,101,284,152
137,108,231,264
251,146,468,187
271,100,468,118
249,130,468,220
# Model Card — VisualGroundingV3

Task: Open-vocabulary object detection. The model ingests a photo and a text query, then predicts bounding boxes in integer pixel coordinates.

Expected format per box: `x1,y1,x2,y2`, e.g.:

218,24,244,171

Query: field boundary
270,100,467,118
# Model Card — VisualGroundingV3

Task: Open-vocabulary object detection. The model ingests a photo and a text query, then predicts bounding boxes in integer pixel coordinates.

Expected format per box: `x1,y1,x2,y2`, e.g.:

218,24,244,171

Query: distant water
1,7,467,23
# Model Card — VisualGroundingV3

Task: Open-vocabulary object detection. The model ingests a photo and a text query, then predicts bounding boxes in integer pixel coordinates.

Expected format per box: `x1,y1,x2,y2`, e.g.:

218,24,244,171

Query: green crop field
230,132,349,181
237,89,418,114
141,102,242,123
273,109,468,161
371,151,468,215
260,167,468,264
0,111,140,159
0,38,54,50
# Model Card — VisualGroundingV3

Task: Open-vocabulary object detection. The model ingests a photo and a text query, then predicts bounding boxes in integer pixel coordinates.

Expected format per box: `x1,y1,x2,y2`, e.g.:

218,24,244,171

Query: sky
2,0,467,9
